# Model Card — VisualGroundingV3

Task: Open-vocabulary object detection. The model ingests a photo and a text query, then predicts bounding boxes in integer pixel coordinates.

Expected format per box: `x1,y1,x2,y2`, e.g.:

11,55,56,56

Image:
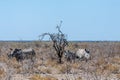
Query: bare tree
39,21,68,63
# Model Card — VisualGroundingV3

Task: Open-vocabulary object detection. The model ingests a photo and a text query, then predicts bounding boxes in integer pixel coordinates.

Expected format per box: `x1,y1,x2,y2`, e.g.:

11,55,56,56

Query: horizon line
0,40,120,42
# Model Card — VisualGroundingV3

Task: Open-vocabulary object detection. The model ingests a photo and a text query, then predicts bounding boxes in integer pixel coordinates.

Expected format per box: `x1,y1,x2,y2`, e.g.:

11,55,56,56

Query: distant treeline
0,40,120,42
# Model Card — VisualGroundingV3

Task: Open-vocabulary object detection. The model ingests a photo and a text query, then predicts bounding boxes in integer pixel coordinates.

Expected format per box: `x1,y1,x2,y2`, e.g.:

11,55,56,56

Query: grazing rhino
64,50,76,62
76,48,90,61
8,48,36,62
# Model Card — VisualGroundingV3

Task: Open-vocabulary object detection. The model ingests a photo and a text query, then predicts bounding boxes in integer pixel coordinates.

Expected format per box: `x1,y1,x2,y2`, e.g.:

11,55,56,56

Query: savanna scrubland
0,41,120,80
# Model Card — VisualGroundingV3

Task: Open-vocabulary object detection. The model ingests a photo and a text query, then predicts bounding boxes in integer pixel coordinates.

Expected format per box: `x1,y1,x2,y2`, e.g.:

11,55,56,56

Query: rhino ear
85,48,88,52
85,48,90,53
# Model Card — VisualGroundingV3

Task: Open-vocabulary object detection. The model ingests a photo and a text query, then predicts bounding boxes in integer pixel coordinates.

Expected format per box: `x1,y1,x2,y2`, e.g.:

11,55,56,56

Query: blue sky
0,0,120,41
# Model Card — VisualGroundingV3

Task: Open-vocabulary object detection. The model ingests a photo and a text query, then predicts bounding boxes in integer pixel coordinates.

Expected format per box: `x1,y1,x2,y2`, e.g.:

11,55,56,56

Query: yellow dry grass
112,57,120,64
95,57,107,67
71,63,80,69
0,56,7,62
76,76,83,80
30,74,57,80
0,41,120,80
45,59,57,67
117,74,120,79
0,67,5,78
103,63,119,74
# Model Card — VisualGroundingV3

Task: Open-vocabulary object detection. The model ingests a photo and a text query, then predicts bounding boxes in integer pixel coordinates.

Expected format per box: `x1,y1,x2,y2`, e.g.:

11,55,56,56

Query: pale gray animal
76,48,90,61
8,48,36,62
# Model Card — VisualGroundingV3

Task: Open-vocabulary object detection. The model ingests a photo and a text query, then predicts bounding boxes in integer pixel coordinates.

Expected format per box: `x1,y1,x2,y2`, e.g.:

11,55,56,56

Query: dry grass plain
0,41,120,80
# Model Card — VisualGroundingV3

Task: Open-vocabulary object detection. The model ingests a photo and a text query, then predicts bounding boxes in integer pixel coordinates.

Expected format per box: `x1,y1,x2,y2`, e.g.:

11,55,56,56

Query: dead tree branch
39,21,68,63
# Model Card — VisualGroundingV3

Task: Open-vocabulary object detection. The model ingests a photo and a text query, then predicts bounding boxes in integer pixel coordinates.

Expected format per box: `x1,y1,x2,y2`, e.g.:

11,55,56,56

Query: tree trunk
58,52,63,63
58,57,62,63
